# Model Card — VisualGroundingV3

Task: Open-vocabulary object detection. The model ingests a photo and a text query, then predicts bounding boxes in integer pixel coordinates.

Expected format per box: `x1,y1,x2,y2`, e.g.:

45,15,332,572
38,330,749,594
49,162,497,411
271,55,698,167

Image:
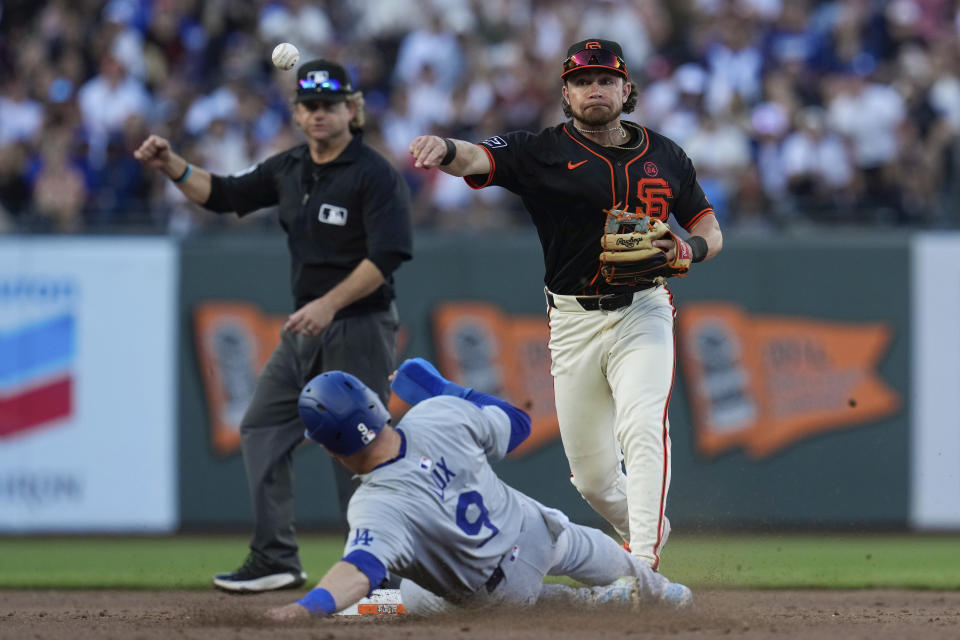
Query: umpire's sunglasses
561,49,628,79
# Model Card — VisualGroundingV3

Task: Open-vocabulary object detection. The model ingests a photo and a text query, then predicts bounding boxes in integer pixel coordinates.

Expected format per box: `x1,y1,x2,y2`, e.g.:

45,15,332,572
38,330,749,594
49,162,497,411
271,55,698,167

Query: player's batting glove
390,358,473,406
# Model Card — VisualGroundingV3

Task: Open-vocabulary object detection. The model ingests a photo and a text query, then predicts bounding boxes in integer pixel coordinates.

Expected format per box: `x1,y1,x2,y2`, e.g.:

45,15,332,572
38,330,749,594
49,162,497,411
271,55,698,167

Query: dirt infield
1,589,958,639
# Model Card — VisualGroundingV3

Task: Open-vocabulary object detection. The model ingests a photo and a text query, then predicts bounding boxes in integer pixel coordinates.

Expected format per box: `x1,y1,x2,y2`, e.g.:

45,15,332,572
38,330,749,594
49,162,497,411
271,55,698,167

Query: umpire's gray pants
239,305,398,571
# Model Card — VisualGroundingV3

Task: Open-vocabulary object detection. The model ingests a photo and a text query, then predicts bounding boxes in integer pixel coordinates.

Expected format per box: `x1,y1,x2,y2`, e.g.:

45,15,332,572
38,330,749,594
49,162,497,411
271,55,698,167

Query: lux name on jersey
423,456,457,500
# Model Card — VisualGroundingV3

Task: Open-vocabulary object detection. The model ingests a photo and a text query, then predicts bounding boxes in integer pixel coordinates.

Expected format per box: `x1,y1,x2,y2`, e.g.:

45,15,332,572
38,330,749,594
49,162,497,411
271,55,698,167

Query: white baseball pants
547,286,676,569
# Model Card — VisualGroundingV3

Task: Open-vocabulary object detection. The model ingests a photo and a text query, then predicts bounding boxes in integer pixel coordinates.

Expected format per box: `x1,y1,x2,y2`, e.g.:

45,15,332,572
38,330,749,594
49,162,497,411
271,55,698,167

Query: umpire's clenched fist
133,135,173,171
133,134,206,199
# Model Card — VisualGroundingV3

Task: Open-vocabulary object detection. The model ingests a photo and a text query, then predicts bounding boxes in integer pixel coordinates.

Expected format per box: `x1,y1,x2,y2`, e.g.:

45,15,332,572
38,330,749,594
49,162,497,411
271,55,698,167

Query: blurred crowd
2,0,960,235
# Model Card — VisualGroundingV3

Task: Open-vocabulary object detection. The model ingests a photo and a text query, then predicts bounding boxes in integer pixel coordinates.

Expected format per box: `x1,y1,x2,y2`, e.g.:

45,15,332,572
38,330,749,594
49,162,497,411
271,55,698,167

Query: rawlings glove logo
615,236,644,248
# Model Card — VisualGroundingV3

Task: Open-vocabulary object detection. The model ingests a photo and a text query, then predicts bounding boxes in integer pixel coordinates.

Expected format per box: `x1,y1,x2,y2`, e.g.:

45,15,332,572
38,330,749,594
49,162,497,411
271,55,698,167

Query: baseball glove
599,210,691,285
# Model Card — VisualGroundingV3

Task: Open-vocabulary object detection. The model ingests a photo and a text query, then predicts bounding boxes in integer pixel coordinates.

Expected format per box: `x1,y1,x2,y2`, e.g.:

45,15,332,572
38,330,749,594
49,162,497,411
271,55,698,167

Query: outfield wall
2,232,959,532
175,232,918,531
394,233,912,529
177,235,343,530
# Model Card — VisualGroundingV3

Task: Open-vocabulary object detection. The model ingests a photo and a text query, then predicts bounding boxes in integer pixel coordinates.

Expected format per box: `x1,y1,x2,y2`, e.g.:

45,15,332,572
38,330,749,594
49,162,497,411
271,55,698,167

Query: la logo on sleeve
318,203,348,226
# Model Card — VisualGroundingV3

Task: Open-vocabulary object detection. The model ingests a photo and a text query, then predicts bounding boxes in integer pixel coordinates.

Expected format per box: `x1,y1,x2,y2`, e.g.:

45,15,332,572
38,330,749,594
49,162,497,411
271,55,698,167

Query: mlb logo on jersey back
419,456,432,471
319,204,348,226
481,136,507,148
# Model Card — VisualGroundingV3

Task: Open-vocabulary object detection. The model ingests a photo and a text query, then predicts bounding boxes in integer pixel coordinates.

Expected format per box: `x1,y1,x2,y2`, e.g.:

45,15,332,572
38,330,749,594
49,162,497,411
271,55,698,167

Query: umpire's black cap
562,39,628,79
295,59,354,103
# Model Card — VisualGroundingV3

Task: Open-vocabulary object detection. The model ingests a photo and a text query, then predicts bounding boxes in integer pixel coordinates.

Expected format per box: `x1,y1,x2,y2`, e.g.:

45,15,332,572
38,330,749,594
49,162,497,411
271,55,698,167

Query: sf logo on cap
585,41,602,49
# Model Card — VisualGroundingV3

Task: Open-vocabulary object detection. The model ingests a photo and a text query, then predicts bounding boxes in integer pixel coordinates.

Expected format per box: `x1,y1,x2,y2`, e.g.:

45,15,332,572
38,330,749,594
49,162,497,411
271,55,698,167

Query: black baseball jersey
205,135,413,315
465,121,713,295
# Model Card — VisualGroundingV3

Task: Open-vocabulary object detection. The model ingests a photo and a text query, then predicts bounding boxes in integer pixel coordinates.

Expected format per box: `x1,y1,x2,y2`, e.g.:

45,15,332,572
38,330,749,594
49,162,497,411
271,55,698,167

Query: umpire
135,59,413,593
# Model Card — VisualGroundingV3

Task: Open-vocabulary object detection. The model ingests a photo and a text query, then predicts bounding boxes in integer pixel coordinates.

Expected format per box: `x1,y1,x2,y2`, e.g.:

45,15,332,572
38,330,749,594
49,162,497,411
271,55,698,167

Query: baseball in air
272,43,300,70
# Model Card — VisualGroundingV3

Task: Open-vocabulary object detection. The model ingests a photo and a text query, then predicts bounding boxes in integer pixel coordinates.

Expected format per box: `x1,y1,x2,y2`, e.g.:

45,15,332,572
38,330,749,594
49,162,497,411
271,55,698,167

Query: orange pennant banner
194,302,285,456
194,301,412,456
433,302,557,457
678,303,900,459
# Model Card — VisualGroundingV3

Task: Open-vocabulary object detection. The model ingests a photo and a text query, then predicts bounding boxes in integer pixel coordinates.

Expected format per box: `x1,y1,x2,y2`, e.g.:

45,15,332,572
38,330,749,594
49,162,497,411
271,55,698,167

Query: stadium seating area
1,0,959,234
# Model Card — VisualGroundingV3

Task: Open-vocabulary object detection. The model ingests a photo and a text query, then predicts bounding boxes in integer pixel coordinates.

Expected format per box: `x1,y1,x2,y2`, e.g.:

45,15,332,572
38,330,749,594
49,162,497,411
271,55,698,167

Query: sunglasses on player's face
298,78,344,92
562,49,628,77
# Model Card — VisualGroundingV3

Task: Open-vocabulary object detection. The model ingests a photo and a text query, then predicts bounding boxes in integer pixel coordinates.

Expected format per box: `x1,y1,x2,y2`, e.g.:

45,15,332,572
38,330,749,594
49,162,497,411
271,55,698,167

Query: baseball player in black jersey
136,59,413,592
410,39,722,570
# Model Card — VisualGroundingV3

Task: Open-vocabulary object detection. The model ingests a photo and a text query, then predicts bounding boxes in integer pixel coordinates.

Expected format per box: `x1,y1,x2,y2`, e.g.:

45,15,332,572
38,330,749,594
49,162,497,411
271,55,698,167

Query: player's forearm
440,139,490,177
296,561,371,615
410,135,490,176
317,259,385,313
688,214,723,262
161,153,212,205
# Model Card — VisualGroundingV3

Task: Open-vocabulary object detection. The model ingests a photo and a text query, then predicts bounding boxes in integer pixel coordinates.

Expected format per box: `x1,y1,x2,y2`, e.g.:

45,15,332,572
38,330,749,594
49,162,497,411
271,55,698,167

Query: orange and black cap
562,39,628,79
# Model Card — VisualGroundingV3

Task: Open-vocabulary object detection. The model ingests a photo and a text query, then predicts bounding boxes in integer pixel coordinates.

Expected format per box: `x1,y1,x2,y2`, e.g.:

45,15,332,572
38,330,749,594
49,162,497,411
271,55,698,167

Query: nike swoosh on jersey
567,160,588,170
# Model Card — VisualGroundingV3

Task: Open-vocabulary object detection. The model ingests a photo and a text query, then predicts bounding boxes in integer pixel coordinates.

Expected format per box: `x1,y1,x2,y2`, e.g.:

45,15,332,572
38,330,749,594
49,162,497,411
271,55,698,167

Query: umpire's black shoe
212,552,307,593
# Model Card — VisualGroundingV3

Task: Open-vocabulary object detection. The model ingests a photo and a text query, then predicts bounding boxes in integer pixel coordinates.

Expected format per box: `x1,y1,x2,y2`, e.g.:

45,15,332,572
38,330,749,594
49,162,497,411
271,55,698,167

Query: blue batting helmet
298,371,390,456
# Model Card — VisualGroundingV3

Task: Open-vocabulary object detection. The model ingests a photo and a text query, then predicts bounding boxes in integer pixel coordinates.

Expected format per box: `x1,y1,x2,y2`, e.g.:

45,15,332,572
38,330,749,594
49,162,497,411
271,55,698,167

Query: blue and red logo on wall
0,279,76,439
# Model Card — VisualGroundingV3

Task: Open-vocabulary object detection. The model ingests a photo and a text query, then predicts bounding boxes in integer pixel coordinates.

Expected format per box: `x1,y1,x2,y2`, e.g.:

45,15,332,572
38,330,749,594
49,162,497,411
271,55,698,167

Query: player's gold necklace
574,122,626,139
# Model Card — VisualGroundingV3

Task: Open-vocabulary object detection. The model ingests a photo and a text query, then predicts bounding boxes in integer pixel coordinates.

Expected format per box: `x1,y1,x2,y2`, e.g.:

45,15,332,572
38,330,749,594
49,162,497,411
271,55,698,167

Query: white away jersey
342,395,529,601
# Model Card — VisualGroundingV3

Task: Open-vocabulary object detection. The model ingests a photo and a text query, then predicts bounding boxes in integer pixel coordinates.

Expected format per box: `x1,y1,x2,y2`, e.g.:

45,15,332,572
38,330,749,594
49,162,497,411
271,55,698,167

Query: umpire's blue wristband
171,164,192,184
296,587,337,615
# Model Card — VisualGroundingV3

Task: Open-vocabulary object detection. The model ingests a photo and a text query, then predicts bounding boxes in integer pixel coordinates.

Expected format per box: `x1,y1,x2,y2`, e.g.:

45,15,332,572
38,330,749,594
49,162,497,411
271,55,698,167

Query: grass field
1,532,958,590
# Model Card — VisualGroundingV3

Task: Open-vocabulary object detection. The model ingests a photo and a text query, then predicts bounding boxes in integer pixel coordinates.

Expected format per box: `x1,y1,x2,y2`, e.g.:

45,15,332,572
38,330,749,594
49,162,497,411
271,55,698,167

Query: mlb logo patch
419,457,432,471
305,70,330,84
318,204,348,226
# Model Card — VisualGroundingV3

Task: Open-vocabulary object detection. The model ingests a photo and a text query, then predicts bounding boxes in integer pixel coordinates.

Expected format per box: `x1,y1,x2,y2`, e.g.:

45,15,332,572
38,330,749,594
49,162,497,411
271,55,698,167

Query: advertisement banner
0,238,177,532
911,234,960,529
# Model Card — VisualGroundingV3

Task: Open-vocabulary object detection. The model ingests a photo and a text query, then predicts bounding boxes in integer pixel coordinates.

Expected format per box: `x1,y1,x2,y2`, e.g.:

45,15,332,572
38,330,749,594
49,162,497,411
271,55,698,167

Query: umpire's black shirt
203,134,413,317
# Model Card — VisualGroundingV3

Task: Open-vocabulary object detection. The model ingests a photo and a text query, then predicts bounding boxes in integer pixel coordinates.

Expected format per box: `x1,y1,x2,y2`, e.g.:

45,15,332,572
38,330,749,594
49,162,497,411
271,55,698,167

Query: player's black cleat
212,552,307,593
